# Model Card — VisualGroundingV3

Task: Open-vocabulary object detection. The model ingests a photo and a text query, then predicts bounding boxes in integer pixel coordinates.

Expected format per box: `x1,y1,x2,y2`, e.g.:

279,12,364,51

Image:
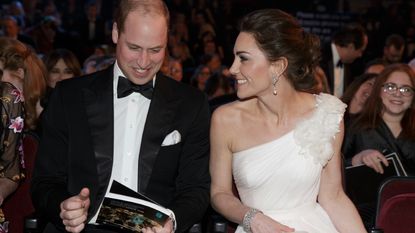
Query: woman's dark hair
44,49,81,77
351,63,415,139
341,73,378,107
239,8,321,91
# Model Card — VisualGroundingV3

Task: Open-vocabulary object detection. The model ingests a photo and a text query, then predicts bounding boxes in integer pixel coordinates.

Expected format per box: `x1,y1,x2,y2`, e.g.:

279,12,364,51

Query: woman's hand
250,212,295,233
351,149,389,173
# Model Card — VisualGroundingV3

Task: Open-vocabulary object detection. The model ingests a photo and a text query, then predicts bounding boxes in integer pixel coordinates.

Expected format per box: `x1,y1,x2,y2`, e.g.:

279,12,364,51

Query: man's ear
112,22,119,44
271,57,288,77
347,43,356,50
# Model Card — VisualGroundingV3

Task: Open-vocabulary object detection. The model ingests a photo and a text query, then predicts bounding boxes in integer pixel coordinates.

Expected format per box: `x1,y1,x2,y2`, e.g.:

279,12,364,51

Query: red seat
375,176,415,233
2,132,39,233
376,193,415,233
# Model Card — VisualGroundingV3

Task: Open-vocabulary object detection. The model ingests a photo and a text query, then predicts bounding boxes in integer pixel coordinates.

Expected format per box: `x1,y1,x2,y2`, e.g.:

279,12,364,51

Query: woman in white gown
209,9,367,233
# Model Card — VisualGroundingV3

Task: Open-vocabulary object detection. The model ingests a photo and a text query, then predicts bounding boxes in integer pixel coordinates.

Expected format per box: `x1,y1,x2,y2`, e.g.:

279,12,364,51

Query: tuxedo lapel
83,67,114,214
138,74,182,193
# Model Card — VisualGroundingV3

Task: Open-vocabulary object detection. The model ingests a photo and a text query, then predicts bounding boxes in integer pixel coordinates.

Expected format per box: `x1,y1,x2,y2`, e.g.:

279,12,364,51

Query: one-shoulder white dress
233,93,346,233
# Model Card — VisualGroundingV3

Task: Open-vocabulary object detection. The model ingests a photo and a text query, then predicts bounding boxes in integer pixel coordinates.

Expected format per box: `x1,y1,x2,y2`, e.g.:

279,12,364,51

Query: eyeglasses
382,83,415,97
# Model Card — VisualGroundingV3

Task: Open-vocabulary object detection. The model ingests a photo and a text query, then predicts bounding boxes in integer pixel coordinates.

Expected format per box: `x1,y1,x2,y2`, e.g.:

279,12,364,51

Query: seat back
376,193,415,233
375,176,415,231
2,131,39,233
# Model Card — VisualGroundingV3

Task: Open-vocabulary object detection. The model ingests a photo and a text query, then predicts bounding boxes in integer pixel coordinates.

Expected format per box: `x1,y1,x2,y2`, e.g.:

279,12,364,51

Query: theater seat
2,132,39,233
375,176,415,233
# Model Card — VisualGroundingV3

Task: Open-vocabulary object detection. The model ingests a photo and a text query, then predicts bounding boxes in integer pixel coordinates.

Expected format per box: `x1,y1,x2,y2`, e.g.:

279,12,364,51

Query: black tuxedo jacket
320,43,353,94
76,16,106,45
31,66,211,232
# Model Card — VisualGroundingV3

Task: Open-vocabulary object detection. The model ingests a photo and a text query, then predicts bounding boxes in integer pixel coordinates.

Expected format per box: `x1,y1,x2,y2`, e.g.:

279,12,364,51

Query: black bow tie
336,60,343,68
117,76,153,99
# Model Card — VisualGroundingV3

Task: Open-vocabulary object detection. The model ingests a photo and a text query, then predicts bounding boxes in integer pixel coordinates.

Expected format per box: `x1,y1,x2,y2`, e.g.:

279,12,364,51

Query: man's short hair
384,34,405,50
332,23,366,50
114,0,170,33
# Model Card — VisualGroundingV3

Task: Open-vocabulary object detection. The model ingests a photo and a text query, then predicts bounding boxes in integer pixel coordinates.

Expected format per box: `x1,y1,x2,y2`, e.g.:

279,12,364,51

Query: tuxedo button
124,178,129,182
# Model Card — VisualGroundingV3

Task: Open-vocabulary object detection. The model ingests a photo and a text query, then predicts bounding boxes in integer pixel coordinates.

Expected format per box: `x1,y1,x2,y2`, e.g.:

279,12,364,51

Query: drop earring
272,75,279,95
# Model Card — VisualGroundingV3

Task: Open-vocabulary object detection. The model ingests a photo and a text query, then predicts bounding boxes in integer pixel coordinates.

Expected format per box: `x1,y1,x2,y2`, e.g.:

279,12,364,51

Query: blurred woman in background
43,48,81,88
0,37,46,229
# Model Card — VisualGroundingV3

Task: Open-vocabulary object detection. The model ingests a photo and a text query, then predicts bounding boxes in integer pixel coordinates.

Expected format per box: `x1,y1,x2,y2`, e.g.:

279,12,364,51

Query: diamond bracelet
242,208,262,233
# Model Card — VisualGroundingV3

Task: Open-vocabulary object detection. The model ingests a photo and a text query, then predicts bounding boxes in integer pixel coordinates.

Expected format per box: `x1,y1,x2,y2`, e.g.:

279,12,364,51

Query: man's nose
137,51,150,68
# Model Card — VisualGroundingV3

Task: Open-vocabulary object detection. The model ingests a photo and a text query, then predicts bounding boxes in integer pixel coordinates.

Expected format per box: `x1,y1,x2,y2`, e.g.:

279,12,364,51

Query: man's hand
60,187,90,233
142,218,174,233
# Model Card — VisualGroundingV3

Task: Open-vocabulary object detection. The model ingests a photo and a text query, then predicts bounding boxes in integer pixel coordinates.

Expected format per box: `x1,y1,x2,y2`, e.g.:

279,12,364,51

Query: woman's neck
256,88,310,127
383,113,403,138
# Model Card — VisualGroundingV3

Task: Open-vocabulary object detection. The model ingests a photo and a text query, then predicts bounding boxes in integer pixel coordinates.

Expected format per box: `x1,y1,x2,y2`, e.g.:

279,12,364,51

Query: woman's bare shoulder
211,99,253,126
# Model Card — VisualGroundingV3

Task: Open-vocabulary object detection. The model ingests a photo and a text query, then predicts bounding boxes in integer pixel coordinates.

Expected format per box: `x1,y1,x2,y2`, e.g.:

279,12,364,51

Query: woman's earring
272,75,279,95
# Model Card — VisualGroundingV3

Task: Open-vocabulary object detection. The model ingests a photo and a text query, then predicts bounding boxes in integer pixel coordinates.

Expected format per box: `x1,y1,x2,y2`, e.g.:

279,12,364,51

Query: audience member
0,37,46,231
342,64,415,229
76,0,106,46
191,10,216,43
161,56,183,82
320,23,368,97
210,9,366,233
82,54,114,75
200,53,231,78
190,64,211,92
343,63,415,173
2,15,36,49
31,1,210,232
204,72,234,99
24,15,60,55
364,58,386,74
341,73,378,126
44,48,81,88
8,1,28,29
382,34,405,65
170,12,189,43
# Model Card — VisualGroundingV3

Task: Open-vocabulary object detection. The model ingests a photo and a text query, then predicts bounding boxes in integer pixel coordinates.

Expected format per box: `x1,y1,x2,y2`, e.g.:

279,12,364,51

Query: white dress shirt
331,43,344,98
90,61,153,223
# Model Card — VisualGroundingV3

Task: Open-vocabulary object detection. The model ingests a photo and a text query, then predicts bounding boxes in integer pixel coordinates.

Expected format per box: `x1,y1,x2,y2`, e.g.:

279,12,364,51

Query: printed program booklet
345,152,407,205
96,180,172,232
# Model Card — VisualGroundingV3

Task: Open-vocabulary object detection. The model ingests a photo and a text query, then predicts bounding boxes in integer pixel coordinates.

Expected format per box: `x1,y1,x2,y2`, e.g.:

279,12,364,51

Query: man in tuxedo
31,1,210,233
320,23,368,97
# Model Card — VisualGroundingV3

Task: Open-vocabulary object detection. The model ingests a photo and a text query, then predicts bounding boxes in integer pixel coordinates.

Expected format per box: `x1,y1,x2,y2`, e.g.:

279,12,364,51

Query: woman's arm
318,121,367,233
210,108,249,223
209,107,294,233
0,178,18,206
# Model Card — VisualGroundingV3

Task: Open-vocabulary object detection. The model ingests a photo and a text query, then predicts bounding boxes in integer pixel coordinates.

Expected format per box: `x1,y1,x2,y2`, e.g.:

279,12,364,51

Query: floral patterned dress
0,82,24,233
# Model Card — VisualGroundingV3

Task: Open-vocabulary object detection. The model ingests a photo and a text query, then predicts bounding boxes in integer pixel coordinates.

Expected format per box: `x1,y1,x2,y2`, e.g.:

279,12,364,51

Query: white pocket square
162,130,181,146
